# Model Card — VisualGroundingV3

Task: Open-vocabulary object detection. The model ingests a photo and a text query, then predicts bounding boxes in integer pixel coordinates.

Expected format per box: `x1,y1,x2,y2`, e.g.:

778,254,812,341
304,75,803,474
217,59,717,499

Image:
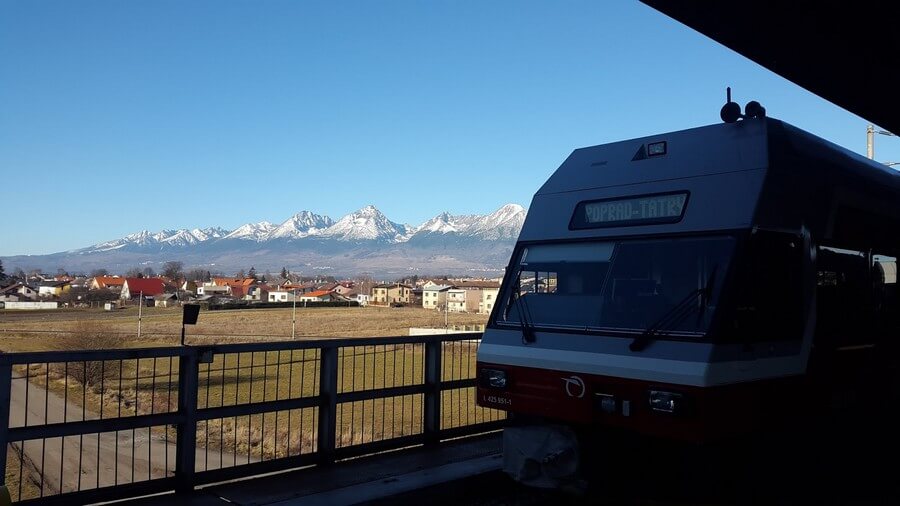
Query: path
8,374,246,496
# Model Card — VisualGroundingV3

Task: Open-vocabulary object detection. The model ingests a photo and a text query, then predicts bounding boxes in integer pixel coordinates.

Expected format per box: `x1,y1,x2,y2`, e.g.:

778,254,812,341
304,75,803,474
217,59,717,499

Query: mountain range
2,204,526,277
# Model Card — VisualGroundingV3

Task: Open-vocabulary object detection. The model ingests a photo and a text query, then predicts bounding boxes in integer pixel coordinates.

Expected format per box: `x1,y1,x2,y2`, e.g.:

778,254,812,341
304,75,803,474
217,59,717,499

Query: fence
0,333,503,504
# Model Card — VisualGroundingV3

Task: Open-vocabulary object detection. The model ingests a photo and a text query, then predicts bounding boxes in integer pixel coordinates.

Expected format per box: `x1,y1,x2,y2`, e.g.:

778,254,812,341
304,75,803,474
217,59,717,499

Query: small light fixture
480,368,508,389
649,390,683,414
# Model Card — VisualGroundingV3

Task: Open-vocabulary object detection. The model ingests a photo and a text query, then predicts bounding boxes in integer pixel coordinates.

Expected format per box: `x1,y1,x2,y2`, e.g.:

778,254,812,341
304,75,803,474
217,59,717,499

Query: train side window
816,246,872,346
518,271,536,294
873,254,898,337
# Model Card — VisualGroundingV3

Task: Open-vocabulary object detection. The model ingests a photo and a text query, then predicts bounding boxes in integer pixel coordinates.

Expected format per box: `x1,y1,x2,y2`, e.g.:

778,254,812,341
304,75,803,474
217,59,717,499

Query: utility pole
867,124,875,159
291,288,297,339
867,124,897,164
137,291,143,339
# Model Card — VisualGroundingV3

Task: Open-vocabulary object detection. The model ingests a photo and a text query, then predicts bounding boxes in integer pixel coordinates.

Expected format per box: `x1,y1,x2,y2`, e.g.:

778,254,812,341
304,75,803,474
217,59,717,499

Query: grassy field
0,305,488,352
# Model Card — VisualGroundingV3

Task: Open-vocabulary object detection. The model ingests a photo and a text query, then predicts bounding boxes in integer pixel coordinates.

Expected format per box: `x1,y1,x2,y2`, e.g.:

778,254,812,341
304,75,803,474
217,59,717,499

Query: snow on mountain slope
223,222,275,241
317,205,408,242
268,211,334,239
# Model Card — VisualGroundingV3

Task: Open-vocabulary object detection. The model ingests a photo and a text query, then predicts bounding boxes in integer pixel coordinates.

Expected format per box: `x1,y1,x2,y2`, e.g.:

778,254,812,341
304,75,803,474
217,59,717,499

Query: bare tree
142,267,156,278
125,267,143,278
89,268,109,277
185,268,209,282
161,261,184,280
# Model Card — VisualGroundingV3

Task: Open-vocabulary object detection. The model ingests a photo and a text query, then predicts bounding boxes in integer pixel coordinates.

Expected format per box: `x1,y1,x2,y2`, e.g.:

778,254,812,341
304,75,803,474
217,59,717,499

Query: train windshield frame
494,235,737,339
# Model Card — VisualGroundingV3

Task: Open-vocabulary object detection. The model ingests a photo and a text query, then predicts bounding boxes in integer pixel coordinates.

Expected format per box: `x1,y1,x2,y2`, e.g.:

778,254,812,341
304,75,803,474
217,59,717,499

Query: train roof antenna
720,86,742,123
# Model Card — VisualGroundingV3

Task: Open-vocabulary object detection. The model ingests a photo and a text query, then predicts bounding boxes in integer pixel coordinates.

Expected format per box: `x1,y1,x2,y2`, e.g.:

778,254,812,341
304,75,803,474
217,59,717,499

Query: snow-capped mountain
81,227,229,252
223,221,276,241
161,227,229,246
409,204,525,240
268,211,335,240
317,205,410,242
462,203,526,240
17,204,527,276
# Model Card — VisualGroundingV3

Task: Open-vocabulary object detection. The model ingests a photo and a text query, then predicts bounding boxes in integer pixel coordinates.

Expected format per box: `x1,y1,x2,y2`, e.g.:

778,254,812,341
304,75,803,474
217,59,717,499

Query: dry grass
5,450,41,501
0,306,488,352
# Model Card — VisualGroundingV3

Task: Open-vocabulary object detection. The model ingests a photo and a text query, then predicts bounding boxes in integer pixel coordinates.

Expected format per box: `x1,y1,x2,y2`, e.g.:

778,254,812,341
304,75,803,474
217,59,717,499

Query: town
0,261,502,315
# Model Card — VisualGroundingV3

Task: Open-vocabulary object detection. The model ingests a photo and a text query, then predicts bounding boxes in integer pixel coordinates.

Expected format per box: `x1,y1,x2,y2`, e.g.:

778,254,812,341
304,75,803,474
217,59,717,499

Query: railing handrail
0,332,484,365
0,332,501,505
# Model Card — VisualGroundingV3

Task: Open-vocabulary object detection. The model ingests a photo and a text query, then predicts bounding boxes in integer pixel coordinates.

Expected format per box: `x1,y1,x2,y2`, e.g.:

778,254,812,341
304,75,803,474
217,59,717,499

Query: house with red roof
212,278,258,298
90,276,126,291
120,278,167,300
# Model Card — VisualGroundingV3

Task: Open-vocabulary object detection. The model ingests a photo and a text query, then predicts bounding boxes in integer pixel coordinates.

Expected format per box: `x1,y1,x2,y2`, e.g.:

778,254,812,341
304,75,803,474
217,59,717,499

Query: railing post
318,346,338,465
424,339,442,445
0,363,12,490
175,351,199,493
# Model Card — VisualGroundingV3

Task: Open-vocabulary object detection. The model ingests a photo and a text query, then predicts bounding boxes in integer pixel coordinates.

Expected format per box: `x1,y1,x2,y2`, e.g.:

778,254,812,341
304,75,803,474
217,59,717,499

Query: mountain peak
269,211,334,240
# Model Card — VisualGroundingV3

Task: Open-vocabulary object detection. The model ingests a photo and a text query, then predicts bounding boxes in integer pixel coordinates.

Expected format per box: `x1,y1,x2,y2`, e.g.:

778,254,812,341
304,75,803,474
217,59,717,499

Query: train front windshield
497,237,735,337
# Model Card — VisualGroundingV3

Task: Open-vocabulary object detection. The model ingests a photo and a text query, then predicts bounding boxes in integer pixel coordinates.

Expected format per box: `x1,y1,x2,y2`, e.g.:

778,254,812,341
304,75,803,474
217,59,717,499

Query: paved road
9,375,245,496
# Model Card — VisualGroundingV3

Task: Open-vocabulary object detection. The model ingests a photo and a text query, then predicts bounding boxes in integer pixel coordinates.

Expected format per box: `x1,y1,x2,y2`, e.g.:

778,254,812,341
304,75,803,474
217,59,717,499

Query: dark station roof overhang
640,1,900,134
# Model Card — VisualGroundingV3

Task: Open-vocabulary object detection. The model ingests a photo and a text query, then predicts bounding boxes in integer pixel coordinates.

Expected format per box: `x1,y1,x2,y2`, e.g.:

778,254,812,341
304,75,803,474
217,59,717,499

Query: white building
447,289,467,313
479,287,500,314
196,285,230,296
268,290,299,302
422,284,453,310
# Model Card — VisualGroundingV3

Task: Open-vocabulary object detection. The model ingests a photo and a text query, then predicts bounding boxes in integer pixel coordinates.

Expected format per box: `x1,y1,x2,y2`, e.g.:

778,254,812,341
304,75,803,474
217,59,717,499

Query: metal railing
0,333,504,504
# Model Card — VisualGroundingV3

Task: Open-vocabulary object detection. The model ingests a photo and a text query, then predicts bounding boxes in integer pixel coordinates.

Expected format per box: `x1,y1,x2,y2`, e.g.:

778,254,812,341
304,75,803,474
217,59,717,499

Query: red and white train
476,108,899,490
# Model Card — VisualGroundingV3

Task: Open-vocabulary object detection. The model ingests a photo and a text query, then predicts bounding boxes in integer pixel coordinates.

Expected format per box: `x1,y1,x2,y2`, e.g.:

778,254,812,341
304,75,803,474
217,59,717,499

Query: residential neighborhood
0,267,502,314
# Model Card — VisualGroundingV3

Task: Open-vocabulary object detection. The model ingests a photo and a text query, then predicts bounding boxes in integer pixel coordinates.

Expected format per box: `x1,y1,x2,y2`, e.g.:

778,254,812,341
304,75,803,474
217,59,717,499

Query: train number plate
482,394,512,406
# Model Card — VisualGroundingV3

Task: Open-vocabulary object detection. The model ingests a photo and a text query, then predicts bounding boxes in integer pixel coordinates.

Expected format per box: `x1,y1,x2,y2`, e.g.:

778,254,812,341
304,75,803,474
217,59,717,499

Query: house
410,288,423,306
479,287,500,314
196,284,230,296
331,283,355,296
0,283,39,302
279,283,316,295
38,281,70,298
344,290,369,306
154,293,179,307
446,289,468,313
120,278,166,300
448,280,500,312
212,278,257,298
69,277,89,288
90,276,126,291
370,283,412,305
422,284,453,310
181,280,198,293
300,290,335,302
245,284,270,302
268,290,299,302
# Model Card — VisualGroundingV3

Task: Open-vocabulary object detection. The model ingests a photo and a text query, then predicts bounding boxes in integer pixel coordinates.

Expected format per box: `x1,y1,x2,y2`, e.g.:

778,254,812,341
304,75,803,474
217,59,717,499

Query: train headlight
649,390,682,414
480,368,508,389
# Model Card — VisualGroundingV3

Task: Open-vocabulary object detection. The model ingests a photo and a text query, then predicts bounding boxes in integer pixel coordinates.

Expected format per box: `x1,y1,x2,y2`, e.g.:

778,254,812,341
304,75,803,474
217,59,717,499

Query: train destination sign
571,192,689,229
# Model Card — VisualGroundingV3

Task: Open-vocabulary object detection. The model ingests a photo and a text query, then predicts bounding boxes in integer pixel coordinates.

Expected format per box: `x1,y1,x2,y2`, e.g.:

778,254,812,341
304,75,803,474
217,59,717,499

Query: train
475,101,899,494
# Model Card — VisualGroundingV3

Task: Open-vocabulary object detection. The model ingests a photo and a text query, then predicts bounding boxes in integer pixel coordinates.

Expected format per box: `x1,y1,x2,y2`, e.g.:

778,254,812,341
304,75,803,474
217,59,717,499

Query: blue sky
2,1,897,256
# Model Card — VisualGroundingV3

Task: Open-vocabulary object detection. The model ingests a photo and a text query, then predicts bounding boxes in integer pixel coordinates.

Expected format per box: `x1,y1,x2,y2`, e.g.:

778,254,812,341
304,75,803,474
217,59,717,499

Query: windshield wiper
629,266,718,352
513,292,537,344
